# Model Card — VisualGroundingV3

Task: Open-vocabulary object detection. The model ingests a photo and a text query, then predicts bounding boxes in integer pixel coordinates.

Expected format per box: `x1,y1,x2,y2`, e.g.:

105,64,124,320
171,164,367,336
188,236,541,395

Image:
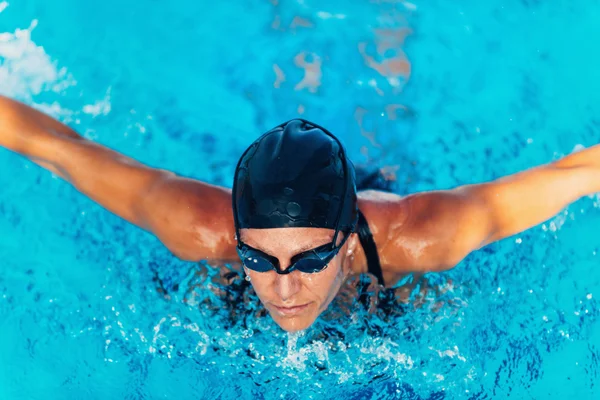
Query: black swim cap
232,119,358,236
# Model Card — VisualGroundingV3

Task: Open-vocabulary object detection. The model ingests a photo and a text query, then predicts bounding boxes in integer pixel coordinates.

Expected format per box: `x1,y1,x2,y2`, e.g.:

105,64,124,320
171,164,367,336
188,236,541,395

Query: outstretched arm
370,144,600,273
0,96,236,261
456,145,600,247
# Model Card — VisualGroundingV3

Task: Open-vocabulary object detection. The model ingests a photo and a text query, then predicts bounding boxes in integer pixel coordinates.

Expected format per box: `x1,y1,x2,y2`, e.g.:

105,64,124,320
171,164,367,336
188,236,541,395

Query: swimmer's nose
273,272,301,302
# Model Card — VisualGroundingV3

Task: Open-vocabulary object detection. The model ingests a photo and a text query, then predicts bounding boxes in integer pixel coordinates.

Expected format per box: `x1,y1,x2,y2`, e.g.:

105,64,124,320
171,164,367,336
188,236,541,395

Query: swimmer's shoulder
358,189,489,276
357,189,459,277
357,189,410,231
149,179,238,262
355,190,414,280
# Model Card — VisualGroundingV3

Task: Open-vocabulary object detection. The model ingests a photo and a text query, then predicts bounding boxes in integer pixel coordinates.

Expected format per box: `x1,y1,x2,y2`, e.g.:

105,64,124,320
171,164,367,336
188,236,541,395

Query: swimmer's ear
341,233,359,274
345,233,359,256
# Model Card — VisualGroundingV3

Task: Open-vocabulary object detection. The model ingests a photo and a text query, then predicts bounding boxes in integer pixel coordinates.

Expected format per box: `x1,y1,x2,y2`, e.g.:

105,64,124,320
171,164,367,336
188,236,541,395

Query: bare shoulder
356,189,490,277
141,177,237,262
354,190,412,281
357,190,409,237
180,181,237,261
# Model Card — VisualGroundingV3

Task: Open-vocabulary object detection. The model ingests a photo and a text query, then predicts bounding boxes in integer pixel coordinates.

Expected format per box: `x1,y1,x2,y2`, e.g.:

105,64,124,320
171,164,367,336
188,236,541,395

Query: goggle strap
331,228,340,251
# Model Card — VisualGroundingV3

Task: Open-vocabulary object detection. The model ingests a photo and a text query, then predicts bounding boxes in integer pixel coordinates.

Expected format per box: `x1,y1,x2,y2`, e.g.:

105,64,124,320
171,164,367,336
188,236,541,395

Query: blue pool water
1,0,600,398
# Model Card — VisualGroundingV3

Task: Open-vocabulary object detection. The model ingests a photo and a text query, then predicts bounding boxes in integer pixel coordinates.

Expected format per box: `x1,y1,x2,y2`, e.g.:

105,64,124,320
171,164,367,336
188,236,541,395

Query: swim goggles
236,233,350,275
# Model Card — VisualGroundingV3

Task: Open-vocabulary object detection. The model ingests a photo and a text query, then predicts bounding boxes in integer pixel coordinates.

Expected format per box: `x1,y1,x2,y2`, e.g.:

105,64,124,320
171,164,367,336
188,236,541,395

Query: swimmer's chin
272,317,316,332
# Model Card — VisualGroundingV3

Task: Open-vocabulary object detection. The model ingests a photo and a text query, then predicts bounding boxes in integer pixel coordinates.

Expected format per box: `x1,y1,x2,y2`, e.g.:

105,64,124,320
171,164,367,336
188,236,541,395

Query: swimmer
1,95,599,332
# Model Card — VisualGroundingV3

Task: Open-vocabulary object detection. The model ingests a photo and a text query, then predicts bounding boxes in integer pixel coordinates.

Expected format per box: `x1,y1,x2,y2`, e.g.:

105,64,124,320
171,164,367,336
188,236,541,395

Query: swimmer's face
239,228,358,332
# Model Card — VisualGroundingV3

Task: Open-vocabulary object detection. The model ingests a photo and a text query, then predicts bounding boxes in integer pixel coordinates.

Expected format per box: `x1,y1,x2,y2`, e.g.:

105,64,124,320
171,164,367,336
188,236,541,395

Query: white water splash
35,101,76,122
429,345,467,362
83,87,112,117
0,14,112,124
0,19,76,99
0,2,8,13
548,209,571,232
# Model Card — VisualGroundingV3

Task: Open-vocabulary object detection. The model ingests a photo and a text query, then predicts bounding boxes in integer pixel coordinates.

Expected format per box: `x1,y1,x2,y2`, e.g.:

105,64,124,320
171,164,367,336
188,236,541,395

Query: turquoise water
1,0,600,398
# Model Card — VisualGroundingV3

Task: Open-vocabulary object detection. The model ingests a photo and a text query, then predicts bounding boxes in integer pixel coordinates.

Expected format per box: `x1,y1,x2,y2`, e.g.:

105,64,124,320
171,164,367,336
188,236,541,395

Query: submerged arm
0,95,236,261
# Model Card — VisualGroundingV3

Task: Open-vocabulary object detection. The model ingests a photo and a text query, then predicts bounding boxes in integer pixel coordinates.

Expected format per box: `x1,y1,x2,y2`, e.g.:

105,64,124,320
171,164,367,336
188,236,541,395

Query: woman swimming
1,95,599,332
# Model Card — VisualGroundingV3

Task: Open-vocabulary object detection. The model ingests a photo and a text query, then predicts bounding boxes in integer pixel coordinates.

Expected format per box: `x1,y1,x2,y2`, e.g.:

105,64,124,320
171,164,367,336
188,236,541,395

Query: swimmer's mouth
272,303,311,316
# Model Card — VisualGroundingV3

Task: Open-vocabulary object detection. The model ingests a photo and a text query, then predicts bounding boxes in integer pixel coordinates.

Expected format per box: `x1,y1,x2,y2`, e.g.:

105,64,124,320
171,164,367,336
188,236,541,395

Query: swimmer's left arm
424,144,600,270
460,144,600,246
380,144,600,273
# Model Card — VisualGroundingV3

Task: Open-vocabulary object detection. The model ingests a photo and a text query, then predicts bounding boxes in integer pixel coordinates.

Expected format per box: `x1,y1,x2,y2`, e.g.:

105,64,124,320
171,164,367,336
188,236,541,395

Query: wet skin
240,227,359,332
2,95,600,331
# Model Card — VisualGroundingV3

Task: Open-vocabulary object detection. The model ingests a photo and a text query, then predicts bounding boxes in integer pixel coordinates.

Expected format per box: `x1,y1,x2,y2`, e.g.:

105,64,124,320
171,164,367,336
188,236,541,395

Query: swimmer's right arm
0,96,237,261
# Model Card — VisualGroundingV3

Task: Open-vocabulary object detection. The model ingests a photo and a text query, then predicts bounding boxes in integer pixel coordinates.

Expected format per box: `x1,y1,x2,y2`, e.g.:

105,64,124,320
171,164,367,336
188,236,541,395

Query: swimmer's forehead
239,227,336,254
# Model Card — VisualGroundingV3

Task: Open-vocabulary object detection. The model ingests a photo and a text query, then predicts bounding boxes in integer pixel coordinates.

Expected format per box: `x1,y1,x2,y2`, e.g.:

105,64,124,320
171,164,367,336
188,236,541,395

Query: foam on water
0,19,74,100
